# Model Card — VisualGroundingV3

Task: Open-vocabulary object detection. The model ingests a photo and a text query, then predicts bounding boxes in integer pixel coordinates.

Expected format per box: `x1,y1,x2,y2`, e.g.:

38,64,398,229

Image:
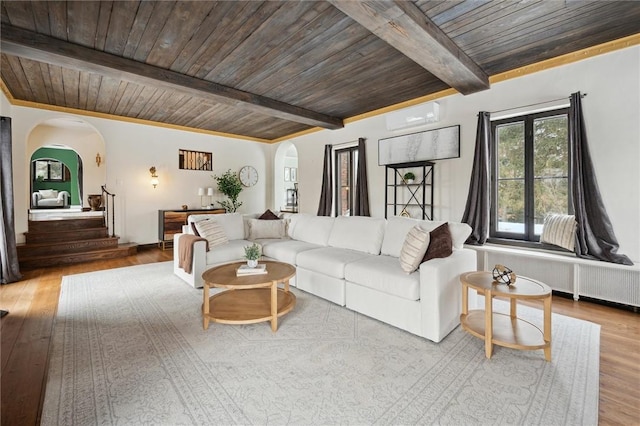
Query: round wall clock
239,165,258,187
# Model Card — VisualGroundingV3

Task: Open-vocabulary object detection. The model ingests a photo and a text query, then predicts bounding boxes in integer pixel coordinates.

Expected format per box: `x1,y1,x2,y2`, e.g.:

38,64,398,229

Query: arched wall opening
274,142,298,212
26,117,106,210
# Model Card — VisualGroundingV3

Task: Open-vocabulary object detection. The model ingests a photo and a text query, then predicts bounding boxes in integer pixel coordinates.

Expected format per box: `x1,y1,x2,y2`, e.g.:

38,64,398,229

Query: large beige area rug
42,262,599,425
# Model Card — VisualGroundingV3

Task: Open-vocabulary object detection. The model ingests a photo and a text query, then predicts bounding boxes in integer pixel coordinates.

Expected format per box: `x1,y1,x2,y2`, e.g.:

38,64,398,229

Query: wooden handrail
101,185,116,237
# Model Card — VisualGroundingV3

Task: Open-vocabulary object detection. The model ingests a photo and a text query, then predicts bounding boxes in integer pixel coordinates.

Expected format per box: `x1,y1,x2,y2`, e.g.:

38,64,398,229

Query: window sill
486,238,573,254
467,242,638,270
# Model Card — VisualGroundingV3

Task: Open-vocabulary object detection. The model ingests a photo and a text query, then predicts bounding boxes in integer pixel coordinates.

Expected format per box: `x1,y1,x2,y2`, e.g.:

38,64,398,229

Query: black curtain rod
489,93,587,115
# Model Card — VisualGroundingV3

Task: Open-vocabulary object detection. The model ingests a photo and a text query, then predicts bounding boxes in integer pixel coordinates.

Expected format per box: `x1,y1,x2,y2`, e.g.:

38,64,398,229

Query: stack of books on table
236,264,267,276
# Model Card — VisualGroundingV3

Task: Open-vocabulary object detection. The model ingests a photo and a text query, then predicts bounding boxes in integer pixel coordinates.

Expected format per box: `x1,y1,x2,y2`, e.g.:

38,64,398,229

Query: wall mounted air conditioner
385,102,440,131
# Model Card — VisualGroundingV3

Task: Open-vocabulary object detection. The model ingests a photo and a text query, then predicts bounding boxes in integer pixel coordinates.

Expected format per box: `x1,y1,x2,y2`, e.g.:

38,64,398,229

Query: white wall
284,46,640,262
7,104,270,245
0,91,12,116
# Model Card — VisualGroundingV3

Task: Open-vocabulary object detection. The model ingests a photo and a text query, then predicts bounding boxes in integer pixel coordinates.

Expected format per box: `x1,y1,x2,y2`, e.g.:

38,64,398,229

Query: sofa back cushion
381,217,418,257
188,213,244,240
291,214,335,246
327,216,386,255
381,216,472,257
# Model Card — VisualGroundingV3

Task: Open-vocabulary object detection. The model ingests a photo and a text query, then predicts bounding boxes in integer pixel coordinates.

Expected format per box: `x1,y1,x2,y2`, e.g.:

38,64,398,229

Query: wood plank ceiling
1,1,639,142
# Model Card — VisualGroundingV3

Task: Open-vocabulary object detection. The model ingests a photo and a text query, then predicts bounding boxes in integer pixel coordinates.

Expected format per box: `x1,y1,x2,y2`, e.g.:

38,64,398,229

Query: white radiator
472,245,640,307
578,264,640,306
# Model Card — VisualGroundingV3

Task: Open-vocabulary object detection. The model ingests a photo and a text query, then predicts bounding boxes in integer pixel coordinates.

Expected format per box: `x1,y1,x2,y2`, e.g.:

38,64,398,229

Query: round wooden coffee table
201,260,296,332
460,271,552,361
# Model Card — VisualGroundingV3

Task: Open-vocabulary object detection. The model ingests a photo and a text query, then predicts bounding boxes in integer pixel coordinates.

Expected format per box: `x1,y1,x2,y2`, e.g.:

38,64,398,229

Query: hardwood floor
1,247,639,425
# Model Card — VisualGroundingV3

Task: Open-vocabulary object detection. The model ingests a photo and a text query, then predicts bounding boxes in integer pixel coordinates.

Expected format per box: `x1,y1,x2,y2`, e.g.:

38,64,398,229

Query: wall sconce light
149,166,159,188
96,153,102,167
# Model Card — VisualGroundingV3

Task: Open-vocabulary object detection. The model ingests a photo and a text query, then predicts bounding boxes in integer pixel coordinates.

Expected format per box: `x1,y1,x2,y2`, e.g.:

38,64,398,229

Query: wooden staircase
18,216,137,269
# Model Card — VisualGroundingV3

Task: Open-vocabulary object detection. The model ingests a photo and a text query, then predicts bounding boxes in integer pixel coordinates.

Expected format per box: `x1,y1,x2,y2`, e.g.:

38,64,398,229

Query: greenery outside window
335,146,359,216
490,108,571,243
34,159,70,182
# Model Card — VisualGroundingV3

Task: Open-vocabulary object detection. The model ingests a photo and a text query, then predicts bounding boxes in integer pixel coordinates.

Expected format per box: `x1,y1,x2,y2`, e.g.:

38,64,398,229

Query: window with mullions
34,159,69,182
490,108,571,243
335,146,358,216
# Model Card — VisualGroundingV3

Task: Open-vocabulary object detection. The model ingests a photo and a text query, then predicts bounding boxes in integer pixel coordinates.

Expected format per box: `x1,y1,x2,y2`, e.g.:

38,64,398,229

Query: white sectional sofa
173,212,476,343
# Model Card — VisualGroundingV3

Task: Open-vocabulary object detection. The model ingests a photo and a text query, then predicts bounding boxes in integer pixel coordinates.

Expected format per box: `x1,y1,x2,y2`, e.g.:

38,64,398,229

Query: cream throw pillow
399,225,431,273
248,218,289,240
194,219,228,250
39,189,58,198
540,213,576,251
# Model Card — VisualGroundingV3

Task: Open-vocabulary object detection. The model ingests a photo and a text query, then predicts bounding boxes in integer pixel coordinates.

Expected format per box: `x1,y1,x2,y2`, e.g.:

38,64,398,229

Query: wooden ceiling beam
329,0,489,95
0,25,344,130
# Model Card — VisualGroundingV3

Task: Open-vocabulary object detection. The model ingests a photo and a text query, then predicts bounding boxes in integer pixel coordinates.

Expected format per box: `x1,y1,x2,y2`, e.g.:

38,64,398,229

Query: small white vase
247,259,258,268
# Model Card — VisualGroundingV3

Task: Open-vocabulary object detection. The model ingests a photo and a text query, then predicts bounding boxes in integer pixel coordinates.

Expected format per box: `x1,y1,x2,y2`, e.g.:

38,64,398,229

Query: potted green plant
213,169,243,212
403,171,416,184
244,243,261,268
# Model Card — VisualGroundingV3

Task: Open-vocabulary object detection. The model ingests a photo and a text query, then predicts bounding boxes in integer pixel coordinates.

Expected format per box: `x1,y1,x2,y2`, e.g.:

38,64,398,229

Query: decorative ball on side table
492,264,517,285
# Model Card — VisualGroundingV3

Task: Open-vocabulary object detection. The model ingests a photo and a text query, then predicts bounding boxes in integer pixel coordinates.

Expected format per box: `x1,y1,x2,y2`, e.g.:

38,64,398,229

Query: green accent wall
31,147,81,205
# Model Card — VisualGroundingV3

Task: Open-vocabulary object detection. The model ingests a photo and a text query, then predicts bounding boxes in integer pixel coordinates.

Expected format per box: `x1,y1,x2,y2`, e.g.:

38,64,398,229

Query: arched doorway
30,146,81,208
274,142,298,212
26,117,106,211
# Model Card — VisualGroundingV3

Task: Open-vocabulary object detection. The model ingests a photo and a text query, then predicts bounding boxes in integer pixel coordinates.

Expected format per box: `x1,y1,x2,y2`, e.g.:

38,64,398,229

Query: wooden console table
158,208,225,249
460,271,552,361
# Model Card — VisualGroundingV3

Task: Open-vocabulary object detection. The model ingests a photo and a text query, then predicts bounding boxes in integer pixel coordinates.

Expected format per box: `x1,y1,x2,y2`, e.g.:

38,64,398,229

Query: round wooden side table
460,271,552,361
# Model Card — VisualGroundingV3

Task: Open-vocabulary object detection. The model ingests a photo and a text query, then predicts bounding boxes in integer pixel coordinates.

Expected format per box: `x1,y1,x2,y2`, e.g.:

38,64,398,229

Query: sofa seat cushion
344,255,420,301
205,239,254,265
261,239,322,265
296,247,370,279
38,198,64,206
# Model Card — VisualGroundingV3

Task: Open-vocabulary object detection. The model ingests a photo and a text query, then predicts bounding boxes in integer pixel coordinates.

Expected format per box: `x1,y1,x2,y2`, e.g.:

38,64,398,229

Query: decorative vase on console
87,194,102,211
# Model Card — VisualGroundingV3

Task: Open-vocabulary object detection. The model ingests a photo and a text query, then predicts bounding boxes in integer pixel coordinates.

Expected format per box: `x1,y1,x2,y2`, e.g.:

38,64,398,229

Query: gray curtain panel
316,144,333,216
77,154,83,207
353,138,370,216
461,112,491,245
569,92,632,265
0,116,23,284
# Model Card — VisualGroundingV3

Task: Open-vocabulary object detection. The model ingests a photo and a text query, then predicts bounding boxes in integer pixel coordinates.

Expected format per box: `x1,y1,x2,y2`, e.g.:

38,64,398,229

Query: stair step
18,244,138,270
17,237,119,257
25,227,109,243
28,217,105,232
